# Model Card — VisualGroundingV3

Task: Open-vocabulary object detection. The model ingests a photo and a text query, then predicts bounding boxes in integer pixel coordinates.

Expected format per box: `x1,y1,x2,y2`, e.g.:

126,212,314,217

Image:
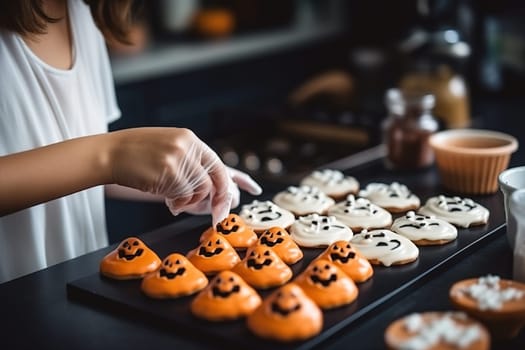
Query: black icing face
159,255,187,280
307,217,346,231
439,197,476,212
361,231,401,250
211,273,241,299
215,214,241,235
245,203,283,222
198,238,226,258
308,261,338,288
117,238,144,261
329,241,357,263
246,246,274,270
270,289,302,316
259,227,286,247
399,214,439,229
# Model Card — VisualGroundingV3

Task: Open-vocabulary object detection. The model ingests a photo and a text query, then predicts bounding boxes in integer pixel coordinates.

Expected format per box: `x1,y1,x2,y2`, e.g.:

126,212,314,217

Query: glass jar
382,88,439,170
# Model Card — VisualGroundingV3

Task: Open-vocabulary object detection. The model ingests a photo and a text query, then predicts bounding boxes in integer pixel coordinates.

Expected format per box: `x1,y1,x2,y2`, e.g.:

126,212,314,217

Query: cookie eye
231,217,236,222
216,278,222,284
250,251,256,257
313,266,318,272
175,259,180,264
229,277,235,282
346,244,351,249
332,246,338,250
164,260,169,266
264,251,270,256
324,264,330,270
207,241,212,246
216,239,221,244
132,241,139,246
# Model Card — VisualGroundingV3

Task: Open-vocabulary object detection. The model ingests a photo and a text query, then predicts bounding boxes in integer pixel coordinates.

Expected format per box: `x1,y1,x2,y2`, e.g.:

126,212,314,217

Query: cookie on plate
384,311,490,350
141,253,208,299
418,195,489,228
300,169,359,200
294,259,358,309
246,283,323,342
272,185,335,216
358,182,420,213
199,213,258,250
391,211,458,246
257,227,303,265
327,194,392,231
239,200,295,234
350,229,419,267
100,237,161,280
190,271,261,321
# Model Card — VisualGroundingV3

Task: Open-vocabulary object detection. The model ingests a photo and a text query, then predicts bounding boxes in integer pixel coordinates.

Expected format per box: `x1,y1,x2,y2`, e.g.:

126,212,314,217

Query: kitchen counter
2,96,524,349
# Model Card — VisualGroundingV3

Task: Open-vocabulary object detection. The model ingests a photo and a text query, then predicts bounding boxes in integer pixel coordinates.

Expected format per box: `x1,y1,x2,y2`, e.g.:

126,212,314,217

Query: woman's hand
110,127,259,225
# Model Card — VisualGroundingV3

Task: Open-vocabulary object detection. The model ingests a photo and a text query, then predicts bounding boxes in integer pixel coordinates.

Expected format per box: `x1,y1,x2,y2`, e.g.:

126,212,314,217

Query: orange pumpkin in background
200,213,258,249
316,240,373,283
100,237,161,280
187,232,240,275
246,283,323,342
141,253,208,299
294,259,358,309
232,245,292,289
190,270,261,321
257,227,303,265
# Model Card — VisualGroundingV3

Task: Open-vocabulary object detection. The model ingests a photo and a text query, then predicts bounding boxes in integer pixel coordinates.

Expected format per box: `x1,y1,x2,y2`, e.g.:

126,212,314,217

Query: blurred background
105,0,525,243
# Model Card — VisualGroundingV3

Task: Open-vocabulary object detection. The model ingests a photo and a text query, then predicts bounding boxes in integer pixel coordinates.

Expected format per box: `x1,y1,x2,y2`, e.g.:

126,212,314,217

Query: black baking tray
67,160,507,350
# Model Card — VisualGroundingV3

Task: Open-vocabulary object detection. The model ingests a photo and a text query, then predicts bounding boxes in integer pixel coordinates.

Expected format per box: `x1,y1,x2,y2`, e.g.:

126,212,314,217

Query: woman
0,0,262,283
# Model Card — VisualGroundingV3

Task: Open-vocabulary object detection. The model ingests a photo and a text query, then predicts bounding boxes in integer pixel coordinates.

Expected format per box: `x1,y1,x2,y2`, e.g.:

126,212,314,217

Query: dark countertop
1,95,524,349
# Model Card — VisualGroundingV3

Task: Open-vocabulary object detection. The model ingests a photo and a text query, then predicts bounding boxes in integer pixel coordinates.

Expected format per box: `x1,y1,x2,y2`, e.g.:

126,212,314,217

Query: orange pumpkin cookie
316,240,373,283
200,213,258,249
190,270,261,321
232,245,293,289
384,311,490,350
449,275,525,339
100,237,161,280
294,259,358,309
141,253,208,299
187,232,240,275
257,227,303,265
246,282,323,342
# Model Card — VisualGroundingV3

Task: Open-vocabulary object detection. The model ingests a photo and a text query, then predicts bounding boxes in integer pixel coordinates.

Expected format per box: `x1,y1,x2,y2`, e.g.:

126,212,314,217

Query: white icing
272,185,335,216
327,195,392,229
358,182,420,210
391,211,458,242
418,195,489,228
289,213,353,247
300,169,359,197
350,229,419,267
456,274,524,310
399,312,482,350
239,200,295,231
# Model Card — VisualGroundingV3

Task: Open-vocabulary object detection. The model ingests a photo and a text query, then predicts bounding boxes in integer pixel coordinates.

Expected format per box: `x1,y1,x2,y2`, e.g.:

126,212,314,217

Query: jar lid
385,88,435,110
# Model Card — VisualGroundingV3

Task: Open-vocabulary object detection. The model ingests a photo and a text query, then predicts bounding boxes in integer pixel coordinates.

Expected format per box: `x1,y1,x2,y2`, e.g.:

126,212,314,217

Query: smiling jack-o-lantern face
190,271,261,321
100,237,161,280
232,245,292,289
246,283,323,342
187,232,240,275
200,214,258,249
140,253,208,299
294,259,358,309
317,240,373,283
257,227,303,265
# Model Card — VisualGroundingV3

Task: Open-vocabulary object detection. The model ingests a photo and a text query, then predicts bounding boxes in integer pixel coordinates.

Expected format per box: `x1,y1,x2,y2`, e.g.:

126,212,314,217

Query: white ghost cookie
391,211,458,245
350,229,419,266
290,214,353,248
239,200,295,233
327,195,392,231
418,195,489,228
273,185,335,216
300,169,359,200
358,182,420,213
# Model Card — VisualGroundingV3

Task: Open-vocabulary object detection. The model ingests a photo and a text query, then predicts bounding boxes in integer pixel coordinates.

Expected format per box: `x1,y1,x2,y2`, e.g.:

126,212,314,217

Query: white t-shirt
0,0,121,283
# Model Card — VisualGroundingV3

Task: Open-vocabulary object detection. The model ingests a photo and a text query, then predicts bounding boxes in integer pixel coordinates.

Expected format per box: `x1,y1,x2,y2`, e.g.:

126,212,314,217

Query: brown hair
0,0,134,44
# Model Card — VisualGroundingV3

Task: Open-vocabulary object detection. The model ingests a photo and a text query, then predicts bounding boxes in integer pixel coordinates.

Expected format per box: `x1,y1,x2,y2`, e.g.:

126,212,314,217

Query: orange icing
316,240,373,283
257,227,303,264
100,237,161,280
232,245,293,289
294,259,358,309
187,232,240,275
200,213,258,249
246,283,323,342
190,271,261,321
140,253,208,299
